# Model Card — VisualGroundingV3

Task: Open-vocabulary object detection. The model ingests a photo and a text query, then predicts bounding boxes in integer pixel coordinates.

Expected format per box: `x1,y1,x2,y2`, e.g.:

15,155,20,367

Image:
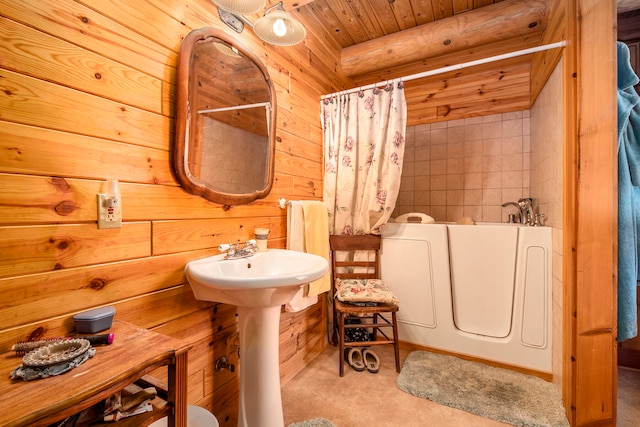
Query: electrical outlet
97,193,122,229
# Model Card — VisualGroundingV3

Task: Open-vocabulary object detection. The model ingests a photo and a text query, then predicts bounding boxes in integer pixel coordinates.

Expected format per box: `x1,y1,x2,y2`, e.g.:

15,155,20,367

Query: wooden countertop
0,320,191,427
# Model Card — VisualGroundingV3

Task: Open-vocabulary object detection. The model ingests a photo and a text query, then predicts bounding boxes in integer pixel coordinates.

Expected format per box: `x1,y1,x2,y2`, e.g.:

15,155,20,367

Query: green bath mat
397,351,569,427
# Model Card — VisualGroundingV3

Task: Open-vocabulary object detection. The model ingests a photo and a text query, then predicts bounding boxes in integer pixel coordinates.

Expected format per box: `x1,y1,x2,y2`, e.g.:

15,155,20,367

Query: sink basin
185,249,329,307
184,248,329,427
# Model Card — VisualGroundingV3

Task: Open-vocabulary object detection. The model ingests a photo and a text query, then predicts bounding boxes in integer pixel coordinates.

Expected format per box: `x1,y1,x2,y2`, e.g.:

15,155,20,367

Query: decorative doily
10,347,96,381
22,339,91,367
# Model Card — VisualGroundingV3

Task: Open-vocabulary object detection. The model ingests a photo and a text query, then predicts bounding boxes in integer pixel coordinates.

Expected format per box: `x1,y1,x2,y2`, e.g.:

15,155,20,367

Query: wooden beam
573,0,617,424
340,0,550,78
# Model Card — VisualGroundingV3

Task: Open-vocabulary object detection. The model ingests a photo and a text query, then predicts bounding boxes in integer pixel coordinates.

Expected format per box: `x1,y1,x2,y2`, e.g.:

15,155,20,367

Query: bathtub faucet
502,202,524,224
502,198,536,225
502,201,523,224
518,198,535,226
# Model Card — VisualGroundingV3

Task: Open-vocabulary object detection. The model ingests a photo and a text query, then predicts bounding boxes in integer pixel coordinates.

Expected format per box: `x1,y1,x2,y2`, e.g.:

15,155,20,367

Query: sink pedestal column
237,305,284,427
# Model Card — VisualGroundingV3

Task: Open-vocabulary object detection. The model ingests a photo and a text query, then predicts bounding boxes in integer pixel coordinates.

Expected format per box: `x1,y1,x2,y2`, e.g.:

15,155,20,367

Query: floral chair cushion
335,279,399,305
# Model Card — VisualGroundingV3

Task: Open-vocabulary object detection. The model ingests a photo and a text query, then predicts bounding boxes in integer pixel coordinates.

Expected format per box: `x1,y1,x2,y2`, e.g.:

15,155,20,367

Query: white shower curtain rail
320,41,566,100
198,101,271,114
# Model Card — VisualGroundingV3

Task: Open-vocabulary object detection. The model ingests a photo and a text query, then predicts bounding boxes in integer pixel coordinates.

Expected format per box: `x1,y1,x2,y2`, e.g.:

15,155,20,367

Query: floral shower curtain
321,80,406,344
322,79,407,235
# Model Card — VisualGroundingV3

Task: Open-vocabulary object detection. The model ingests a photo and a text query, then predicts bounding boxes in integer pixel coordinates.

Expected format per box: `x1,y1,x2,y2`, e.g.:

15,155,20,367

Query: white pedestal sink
185,249,329,427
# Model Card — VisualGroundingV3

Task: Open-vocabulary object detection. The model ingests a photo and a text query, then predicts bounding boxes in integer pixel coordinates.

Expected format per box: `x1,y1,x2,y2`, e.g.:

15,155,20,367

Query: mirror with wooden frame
174,28,276,206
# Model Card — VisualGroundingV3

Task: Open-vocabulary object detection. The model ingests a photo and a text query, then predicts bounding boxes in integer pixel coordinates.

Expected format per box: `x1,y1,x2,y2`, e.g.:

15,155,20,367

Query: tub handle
533,213,546,226
394,212,436,224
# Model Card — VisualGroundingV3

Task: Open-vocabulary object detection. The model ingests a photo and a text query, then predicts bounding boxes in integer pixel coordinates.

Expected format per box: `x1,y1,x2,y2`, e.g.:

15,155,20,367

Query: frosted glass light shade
254,10,306,46
211,0,266,15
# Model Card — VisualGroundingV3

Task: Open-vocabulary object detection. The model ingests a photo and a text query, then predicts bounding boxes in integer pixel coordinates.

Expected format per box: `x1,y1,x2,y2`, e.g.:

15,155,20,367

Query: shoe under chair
345,348,380,373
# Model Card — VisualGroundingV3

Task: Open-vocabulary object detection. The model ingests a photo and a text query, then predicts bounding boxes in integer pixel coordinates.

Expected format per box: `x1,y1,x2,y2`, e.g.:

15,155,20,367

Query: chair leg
371,313,378,341
338,311,346,377
392,311,401,373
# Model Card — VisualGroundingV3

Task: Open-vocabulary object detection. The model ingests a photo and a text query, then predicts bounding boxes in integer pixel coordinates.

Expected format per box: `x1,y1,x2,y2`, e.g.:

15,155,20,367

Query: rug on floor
397,351,569,427
287,418,336,427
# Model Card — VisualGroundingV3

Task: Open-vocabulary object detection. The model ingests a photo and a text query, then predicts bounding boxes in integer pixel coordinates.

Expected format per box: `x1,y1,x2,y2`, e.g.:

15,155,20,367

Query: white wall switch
97,193,122,229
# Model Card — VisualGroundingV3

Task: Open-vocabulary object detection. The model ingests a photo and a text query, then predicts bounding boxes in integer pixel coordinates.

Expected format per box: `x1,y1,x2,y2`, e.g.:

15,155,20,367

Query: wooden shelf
0,320,191,427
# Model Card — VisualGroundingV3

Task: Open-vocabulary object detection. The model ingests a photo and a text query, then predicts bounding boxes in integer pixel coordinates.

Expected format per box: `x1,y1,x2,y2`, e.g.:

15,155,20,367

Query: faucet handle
219,243,236,255
533,213,546,226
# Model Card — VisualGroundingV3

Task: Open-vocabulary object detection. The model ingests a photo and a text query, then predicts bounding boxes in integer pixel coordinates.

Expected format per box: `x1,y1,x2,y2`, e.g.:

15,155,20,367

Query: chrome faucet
502,198,536,225
501,201,522,223
518,198,534,226
218,239,259,260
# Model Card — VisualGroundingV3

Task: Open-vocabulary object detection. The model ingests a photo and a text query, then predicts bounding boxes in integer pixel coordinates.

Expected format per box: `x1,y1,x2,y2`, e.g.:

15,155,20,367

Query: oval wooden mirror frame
174,28,276,206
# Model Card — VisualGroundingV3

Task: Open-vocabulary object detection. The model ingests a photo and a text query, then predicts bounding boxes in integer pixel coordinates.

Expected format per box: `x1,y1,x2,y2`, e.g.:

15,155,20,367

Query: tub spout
501,202,522,223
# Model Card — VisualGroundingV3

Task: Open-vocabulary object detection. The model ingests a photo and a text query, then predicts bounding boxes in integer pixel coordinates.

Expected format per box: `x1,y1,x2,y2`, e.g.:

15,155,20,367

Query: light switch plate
97,193,122,229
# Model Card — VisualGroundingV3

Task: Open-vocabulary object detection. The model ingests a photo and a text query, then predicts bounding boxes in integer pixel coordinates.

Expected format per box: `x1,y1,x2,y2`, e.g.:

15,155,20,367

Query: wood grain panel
0,286,202,351
0,249,214,332
348,34,542,86
0,222,151,277
152,217,286,255
575,334,615,424
0,69,169,150
277,129,323,163
275,151,323,181
292,176,324,199
75,0,185,52
108,286,207,330
276,106,322,143
1,0,174,82
573,0,617,424
0,122,174,185
404,61,530,106
0,174,97,224
408,93,529,125
297,1,355,52
0,17,164,114
123,183,285,220
558,0,578,421
530,0,566,104
0,174,289,225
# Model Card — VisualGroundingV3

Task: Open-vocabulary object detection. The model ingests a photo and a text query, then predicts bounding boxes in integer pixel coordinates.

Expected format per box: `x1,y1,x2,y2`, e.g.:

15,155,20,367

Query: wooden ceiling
281,0,640,50
279,0,549,124
259,0,636,124
294,0,508,49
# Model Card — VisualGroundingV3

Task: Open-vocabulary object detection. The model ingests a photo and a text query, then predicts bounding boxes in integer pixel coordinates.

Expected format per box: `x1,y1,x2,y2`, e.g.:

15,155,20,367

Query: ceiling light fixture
214,1,306,46
254,3,306,46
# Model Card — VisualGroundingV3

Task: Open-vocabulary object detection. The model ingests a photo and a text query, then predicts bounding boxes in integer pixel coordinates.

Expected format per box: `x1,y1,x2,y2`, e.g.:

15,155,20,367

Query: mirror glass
174,28,276,206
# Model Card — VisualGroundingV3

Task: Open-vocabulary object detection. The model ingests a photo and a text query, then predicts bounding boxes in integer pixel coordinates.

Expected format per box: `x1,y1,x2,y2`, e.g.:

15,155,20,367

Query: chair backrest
329,235,382,285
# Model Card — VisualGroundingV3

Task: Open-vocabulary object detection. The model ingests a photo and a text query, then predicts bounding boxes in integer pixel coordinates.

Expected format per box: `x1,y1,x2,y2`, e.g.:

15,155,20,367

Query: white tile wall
395,111,531,223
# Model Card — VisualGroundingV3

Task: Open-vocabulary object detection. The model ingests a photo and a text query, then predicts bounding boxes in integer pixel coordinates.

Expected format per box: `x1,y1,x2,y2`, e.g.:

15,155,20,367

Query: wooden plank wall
0,0,347,425
573,0,618,425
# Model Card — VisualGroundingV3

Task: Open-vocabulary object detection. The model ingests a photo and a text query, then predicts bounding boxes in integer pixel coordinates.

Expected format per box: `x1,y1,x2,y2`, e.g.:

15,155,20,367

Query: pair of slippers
345,348,380,373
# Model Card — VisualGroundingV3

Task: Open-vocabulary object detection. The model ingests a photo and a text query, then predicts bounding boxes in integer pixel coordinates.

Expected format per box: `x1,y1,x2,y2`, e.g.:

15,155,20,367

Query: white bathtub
380,222,552,373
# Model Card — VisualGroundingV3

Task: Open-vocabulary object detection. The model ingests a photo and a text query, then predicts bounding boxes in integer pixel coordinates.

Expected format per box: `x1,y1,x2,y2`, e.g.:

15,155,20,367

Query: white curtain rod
198,102,271,114
321,41,567,100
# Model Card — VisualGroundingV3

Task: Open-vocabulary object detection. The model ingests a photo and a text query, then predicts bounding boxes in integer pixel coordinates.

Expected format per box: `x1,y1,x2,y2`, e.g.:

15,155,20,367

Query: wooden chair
329,234,401,376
